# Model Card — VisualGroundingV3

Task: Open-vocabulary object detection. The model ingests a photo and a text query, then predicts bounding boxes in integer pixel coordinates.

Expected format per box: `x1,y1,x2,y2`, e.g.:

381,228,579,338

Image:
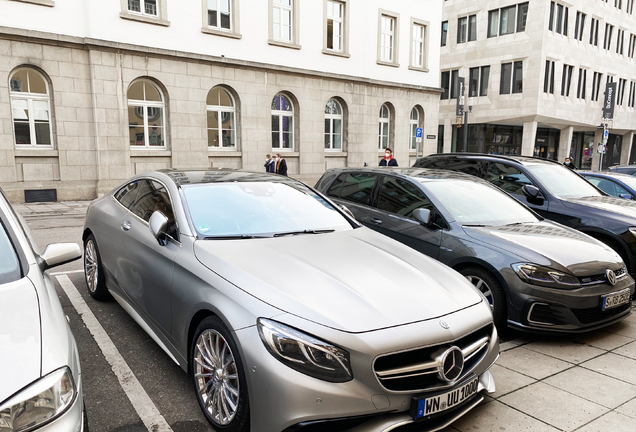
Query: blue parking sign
416,128,423,138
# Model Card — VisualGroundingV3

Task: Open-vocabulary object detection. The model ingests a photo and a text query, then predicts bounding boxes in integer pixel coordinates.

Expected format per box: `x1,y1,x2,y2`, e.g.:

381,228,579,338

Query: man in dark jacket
563,157,576,170
264,154,276,173
379,148,398,166
275,153,288,176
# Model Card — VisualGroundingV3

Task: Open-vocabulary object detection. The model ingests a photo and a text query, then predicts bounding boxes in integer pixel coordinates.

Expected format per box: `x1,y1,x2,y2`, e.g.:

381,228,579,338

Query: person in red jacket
379,148,398,166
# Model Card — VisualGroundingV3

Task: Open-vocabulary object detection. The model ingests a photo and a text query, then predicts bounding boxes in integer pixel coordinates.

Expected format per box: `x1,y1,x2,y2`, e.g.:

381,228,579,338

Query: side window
326,173,346,198
377,176,433,217
114,181,141,209
413,158,483,177
597,179,629,197
339,173,378,206
487,163,534,195
0,220,21,284
129,180,178,238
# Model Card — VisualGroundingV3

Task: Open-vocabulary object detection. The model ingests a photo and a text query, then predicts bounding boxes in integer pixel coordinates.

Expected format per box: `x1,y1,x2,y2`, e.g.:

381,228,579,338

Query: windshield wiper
203,234,268,240
273,229,335,237
462,224,487,227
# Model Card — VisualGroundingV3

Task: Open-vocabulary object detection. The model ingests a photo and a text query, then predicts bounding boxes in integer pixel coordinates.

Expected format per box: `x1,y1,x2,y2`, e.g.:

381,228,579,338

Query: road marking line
49,269,85,276
56,275,174,432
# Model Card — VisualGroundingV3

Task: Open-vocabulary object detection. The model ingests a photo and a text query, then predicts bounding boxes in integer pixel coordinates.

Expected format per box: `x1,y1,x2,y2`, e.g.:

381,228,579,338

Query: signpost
415,127,423,157
456,77,468,152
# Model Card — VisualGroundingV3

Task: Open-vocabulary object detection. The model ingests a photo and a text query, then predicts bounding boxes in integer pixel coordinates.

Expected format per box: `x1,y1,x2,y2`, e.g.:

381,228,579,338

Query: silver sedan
82,169,498,432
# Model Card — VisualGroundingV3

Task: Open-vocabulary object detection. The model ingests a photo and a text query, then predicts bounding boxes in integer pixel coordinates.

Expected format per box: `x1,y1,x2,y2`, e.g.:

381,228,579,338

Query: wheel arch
579,229,633,271
450,258,510,295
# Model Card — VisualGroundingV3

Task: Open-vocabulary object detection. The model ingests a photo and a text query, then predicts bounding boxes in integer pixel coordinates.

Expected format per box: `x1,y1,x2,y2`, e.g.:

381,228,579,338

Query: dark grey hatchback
315,167,635,333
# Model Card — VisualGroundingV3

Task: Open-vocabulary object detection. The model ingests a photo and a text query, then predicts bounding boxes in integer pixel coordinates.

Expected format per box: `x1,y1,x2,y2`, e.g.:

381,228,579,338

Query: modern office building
0,0,442,201
440,0,636,170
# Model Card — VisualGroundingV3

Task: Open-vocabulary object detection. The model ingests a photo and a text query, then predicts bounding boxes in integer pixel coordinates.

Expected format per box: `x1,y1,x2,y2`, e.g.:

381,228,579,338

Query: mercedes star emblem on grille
437,346,464,382
606,269,617,286
439,320,450,329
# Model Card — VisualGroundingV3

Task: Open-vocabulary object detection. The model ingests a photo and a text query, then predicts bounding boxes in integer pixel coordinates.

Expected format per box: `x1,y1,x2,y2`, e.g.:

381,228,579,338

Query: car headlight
0,367,76,432
512,263,580,289
257,318,353,383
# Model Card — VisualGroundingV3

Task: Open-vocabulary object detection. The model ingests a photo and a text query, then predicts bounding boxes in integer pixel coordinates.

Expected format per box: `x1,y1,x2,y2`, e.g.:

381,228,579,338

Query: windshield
0,220,21,284
423,180,539,226
524,164,602,199
183,181,352,238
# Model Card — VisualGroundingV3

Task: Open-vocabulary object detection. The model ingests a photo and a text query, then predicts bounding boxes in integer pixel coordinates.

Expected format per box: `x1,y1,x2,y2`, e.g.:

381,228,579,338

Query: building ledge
201,27,242,39
14,149,59,157
119,12,170,27
209,151,242,157
11,0,54,7
268,39,301,50
130,149,172,157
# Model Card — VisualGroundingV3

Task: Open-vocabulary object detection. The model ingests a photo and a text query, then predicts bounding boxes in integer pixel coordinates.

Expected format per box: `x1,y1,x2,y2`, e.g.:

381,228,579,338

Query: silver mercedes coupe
81,169,498,432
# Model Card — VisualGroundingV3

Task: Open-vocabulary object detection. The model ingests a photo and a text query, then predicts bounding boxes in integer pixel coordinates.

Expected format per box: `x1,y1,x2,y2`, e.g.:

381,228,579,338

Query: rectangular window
629,34,636,58
604,24,614,50
500,5,516,35
592,72,603,102
468,14,477,42
411,23,426,68
576,68,587,99
500,63,512,94
207,0,231,30
590,18,599,46
488,10,498,37
273,0,293,42
617,29,624,54
480,66,490,96
517,3,528,32
326,1,344,51
469,67,480,97
552,3,568,35
561,64,573,96
512,61,523,93
544,61,554,94
450,70,459,99
616,0,623,9
441,21,448,46
441,71,450,100
628,81,635,108
549,2,554,31
629,0,635,15
457,17,467,43
618,78,626,105
574,12,585,41
380,15,395,62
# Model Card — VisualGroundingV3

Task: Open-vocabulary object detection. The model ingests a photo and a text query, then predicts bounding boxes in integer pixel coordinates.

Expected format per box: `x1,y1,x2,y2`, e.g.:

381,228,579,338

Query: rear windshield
0,220,22,284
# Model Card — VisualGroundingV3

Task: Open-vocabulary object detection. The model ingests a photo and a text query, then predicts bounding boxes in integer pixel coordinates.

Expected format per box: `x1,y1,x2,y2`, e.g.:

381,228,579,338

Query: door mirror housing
149,211,169,245
619,193,633,200
521,185,545,205
40,243,82,270
412,208,431,226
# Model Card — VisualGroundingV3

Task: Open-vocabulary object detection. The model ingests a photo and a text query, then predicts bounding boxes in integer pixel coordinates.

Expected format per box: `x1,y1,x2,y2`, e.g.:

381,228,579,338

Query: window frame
268,0,301,49
576,68,587,100
323,0,350,57
378,103,394,151
561,64,574,97
480,66,490,97
271,93,295,151
592,71,603,102
409,18,429,72
120,0,169,26
604,23,614,51
574,11,585,41
9,68,55,149
206,86,238,151
457,16,467,44
324,98,344,151
441,21,448,47
409,106,424,151
377,9,400,67
201,0,241,39
544,60,555,94
127,79,168,149
500,61,524,95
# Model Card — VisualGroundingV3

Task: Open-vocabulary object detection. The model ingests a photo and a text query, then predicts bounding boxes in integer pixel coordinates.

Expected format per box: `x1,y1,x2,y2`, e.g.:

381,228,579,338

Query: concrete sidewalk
13,200,92,218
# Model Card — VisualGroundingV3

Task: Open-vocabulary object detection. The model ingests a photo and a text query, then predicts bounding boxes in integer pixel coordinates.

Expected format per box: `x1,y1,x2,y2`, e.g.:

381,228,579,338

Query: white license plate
602,289,631,311
412,377,479,419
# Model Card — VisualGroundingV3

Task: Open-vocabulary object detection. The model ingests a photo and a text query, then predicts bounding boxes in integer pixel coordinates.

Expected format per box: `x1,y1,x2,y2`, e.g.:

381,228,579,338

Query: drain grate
24,189,57,203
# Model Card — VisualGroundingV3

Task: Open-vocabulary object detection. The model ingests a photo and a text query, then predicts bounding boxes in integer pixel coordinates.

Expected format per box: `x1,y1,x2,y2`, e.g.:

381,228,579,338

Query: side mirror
412,208,431,226
40,243,82,270
339,204,356,220
521,185,545,204
619,193,633,200
149,211,169,245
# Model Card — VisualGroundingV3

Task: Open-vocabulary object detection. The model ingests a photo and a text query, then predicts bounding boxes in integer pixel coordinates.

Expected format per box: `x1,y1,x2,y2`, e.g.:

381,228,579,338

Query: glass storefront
570,131,594,170
533,128,560,160
602,134,622,170
451,123,523,155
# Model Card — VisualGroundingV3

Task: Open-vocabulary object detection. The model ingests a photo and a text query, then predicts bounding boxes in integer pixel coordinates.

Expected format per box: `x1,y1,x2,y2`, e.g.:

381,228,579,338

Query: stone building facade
0,0,442,202
440,0,636,170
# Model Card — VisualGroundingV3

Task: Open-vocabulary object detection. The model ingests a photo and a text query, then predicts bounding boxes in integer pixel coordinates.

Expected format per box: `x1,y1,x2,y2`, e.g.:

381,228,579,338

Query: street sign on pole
416,128,422,138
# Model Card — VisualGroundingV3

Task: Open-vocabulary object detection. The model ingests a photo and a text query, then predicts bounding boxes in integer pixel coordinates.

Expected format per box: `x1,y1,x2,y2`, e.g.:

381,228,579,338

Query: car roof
322,167,491,184
579,171,635,180
150,168,302,187
419,153,562,166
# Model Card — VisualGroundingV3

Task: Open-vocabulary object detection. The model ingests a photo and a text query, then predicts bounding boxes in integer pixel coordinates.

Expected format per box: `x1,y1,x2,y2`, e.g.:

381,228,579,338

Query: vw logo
437,346,464,382
439,320,450,330
606,269,617,286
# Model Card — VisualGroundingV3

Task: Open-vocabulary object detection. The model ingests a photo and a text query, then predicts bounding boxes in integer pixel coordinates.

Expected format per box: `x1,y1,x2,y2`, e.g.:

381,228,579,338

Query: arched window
127,79,166,148
324,98,343,150
271,94,293,149
410,107,419,150
378,104,390,149
10,68,53,147
207,87,236,149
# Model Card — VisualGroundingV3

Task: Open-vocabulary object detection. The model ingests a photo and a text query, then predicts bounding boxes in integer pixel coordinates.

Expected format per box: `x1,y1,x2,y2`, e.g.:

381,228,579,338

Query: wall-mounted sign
427,135,436,139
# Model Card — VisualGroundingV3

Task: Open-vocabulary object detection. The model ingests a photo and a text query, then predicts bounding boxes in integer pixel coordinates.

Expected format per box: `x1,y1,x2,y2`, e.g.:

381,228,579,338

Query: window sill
14,149,58,157
408,66,429,73
11,0,54,6
322,49,351,58
272,151,299,157
119,12,170,27
208,150,242,157
268,39,301,50
201,27,242,39
130,149,171,157
376,60,400,68
325,151,347,157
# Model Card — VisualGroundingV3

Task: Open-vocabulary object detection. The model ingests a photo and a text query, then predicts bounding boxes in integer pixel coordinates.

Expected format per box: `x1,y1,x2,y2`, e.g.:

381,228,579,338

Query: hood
194,229,482,333
462,221,623,275
0,277,41,404
561,195,636,219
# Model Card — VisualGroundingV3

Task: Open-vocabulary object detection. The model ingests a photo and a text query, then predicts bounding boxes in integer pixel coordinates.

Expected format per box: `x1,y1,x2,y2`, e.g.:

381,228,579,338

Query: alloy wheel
84,240,99,293
194,329,240,426
465,275,494,310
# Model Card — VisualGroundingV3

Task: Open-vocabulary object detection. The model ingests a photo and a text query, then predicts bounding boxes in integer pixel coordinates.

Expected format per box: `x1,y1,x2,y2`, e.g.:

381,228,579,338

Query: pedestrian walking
275,153,288,176
564,157,576,170
264,154,276,173
380,148,398,166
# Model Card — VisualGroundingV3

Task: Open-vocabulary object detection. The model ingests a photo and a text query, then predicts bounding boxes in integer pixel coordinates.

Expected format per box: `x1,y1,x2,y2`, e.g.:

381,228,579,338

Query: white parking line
56,275,174,432
50,269,85,276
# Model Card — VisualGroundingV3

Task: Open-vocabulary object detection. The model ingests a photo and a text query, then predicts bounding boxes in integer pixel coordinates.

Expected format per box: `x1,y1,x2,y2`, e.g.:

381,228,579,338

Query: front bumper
502,269,635,332
235,304,498,432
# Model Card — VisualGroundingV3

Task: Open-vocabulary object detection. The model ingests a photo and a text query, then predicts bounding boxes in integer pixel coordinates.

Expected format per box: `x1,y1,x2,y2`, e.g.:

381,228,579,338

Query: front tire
83,234,109,300
192,316,249,432
459,266,507,331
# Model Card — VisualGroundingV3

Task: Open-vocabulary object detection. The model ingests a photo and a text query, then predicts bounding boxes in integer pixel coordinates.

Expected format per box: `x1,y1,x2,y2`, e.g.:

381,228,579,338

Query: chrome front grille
579,266,628,286
373,324,493,393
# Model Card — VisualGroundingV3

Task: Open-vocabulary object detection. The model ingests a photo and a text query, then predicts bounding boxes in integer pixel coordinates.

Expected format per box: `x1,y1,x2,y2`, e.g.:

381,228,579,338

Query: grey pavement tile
572,330,634,351
574,411,636,432
450,399,559,432
601,319,636,338
488,363,536,399
498,340,522,352
523,339,605,364
495,346,572,380
614,341,636,361
543,366,636,409
616,397,636,420
580,353,636,386
499,382,608,431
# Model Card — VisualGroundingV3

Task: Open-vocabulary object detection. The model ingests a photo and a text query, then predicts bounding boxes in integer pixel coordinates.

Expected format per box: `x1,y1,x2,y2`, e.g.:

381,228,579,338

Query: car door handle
370,218,383,224
121,221,132,231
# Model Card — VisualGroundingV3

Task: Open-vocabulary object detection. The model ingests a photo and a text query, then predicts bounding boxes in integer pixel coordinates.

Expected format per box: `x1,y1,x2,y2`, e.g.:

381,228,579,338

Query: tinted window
326,173,346,198
114,181,141,209
413,158,483,177
487,163,534,195
339,173,378,206
0,220,21,284
591,178,630,197
377,177,433,218
129,180,178,238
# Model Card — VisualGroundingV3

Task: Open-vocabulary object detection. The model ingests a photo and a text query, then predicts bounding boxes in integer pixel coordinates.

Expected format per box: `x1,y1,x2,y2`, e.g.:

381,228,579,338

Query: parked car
315,167,634,333
609,165,636,176
413,153,636,277
0,188,86,431
82,169,498,432
579,172,636,200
